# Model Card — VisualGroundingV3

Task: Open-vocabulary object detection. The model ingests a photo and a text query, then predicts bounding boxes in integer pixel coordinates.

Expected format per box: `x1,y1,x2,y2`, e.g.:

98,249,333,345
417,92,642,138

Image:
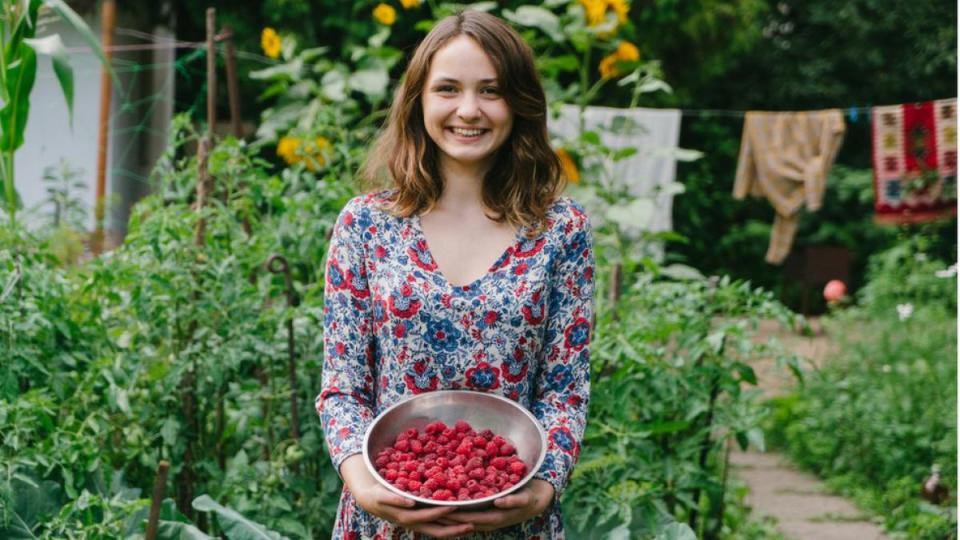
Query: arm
530,205,595,499
316,199,377,472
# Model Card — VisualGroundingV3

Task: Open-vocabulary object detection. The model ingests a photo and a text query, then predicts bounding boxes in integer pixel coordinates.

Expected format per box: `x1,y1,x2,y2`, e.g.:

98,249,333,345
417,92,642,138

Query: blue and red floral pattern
317,191,595,539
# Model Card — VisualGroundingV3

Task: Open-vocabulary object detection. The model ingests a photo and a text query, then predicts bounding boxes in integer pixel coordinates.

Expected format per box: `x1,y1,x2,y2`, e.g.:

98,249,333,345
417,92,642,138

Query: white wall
15,10,175,235
16,15,103,231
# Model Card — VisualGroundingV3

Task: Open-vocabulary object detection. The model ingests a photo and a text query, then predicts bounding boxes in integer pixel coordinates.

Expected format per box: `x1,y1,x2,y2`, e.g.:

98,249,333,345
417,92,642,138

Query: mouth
446,127,489,139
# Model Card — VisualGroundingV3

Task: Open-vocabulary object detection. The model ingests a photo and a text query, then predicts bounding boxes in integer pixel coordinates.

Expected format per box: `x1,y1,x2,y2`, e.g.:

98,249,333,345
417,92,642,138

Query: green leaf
0,43,38,152
502,7,563,41
156,521,214,540
23,35,73,125
42,0,116,85
653,522,697,540
349,67,388,98
747,427,766,452
192,495,290,540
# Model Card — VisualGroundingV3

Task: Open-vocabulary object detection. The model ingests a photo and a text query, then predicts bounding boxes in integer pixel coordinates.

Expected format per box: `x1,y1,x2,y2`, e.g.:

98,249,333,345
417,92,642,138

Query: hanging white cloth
549,104,683,259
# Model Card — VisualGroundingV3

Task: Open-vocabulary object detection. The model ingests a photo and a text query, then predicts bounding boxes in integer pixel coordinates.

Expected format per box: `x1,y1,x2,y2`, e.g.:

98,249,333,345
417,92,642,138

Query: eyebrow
431,77,499,84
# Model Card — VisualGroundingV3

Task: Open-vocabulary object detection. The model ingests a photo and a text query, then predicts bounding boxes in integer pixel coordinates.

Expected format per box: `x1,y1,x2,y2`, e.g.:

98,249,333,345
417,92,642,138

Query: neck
436,156,490,212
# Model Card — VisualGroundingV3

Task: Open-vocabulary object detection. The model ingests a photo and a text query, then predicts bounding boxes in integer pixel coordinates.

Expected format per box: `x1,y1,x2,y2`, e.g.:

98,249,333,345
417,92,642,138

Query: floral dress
316,191,595,539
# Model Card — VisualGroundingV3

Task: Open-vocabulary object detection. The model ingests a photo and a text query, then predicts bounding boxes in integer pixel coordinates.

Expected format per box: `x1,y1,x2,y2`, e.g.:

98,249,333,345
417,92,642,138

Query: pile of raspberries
373,419,528,501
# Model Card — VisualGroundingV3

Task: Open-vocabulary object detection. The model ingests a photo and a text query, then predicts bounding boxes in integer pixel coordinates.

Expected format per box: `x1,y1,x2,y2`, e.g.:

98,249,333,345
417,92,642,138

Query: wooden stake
144,460,170,540
222,26,242,138
92,0,116,255
206,8,217,138
194,137,211,247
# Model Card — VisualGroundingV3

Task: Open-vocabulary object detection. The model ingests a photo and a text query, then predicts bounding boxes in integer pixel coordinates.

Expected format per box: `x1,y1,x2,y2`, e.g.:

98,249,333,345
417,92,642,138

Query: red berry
410,440,423,454
394,439,409,452
478,429,494,439
447,479,461,491
500,443,515,456
408,480,421,491
509,461,527,475
454,420,471,432
385,469,398,481
491,457,507,470
508,473,520,483
469,468,484,479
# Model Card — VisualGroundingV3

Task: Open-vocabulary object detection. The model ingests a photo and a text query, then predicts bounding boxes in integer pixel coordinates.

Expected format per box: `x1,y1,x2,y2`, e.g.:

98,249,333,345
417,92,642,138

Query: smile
447,127,488,137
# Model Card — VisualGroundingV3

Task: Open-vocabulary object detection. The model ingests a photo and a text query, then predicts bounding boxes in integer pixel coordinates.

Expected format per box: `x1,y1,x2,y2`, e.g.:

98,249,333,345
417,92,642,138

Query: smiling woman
317,10,595,539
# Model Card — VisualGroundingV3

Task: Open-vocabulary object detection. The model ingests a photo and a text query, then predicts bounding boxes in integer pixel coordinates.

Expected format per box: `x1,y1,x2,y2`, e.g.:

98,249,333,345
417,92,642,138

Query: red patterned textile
871,98,958,223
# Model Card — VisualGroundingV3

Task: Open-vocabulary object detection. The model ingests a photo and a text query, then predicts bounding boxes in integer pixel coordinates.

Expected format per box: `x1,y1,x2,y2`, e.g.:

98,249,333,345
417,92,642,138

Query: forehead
427,35,499,81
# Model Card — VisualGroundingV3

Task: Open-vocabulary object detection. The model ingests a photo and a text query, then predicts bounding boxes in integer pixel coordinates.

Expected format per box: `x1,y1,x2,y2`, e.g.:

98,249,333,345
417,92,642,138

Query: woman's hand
340,455,475,539
442,479,555,532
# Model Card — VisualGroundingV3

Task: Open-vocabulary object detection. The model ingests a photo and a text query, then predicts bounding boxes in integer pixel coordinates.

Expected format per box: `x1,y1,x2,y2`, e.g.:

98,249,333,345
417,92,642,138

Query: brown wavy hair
361,10,563,237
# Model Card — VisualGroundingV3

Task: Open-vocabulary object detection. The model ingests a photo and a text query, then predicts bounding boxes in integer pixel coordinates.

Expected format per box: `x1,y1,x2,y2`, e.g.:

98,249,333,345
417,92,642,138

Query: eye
481,86,501,96
434,85,457,94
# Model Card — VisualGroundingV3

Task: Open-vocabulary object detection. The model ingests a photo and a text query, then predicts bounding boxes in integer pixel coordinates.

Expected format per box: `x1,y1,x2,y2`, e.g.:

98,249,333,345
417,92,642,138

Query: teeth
451,128,485,137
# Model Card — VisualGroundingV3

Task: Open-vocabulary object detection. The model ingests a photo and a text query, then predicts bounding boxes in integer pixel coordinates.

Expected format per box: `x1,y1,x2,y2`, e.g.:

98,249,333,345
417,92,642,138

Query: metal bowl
362,390,547,508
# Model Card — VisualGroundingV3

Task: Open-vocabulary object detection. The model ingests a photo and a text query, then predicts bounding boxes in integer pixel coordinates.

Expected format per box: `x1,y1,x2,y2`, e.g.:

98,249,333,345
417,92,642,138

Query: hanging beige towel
733,110,846,264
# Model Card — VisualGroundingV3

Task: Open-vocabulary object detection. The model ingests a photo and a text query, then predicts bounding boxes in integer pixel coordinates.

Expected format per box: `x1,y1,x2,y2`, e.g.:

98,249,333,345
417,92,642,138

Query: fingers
378,491,415,509
445,509,509,526
389,504,458,527
413,521,475,538
494,490,532,509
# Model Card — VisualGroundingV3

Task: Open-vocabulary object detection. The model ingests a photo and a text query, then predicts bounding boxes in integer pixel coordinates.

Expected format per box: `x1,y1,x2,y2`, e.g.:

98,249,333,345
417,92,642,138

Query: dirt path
731,318,890,540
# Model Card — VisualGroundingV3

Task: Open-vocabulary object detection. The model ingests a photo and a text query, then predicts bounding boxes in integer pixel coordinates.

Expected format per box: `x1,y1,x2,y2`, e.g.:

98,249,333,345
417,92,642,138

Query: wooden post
144,460,170,540
222,26,242,138
607,262,623,315
194,137,211,247
92,0,116,255
206,8,217,138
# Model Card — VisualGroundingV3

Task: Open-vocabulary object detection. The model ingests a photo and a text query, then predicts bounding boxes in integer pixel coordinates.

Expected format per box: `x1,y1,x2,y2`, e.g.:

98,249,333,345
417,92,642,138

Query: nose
456,92,482,121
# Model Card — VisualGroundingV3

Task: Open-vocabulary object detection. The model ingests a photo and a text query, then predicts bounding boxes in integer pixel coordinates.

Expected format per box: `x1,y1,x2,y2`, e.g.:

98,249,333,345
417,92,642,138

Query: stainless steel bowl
362,390,547,508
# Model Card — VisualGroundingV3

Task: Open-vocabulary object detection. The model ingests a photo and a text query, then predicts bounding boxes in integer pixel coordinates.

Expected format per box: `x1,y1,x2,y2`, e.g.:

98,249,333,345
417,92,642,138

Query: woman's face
421,35,514,174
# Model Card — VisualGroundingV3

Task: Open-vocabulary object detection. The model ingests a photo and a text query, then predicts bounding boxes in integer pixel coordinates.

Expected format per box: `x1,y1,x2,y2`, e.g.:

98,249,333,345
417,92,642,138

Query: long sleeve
316,197,377,473
531,204,595,497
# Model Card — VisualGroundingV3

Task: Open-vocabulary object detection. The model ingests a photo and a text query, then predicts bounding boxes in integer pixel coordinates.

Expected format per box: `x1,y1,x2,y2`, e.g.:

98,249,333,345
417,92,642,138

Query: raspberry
384,469,398,481
405,428,418,439
491,435,506,447
478,429,494,439
468,468,484,479
407,480,421,491
500,443,515,456
472,436,486,448
375,456,389,467
508,473,520,483
394,439,409,452
485,441,500,456
425,420,447,434
508,461,526,475
454,420,472,433
465,457,483,471
446,479,461,491
409,440,423,454
435,457,449,468
490,457,507,470
403,461,418,472
424,478,440,491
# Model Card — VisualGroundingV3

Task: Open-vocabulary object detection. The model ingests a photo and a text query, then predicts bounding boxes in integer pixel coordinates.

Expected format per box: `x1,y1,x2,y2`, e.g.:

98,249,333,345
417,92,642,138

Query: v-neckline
412,213,524,292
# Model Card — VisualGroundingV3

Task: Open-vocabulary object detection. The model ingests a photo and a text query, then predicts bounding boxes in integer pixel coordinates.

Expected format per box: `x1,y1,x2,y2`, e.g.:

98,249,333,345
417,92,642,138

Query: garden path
731,318,890,540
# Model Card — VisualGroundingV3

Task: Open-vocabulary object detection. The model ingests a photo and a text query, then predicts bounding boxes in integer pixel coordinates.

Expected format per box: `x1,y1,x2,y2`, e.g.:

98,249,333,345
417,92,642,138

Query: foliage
765,235,958,539
0,0,109,223
563,268,802,539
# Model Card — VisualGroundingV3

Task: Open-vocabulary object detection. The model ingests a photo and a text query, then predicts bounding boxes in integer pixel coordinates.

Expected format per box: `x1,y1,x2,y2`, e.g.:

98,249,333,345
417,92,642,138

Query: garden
0,1,956,539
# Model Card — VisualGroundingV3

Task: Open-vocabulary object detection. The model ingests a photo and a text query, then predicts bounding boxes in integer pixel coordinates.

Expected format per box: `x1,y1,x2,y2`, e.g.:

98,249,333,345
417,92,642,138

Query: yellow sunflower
399,0,420,8
556,148,580,183
277,136,301,164
373,3,397,25
579,0,607,26
599,41,640,79
261,27,281,59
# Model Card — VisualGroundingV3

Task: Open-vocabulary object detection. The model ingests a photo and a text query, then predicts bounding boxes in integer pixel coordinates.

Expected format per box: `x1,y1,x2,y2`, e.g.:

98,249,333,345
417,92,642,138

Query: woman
317,10,595,539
